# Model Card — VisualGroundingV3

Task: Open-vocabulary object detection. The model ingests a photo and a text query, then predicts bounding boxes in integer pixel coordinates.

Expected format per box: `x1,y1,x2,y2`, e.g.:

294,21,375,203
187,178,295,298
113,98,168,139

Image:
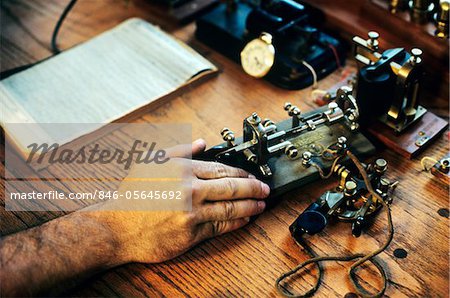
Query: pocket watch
240,32,275,78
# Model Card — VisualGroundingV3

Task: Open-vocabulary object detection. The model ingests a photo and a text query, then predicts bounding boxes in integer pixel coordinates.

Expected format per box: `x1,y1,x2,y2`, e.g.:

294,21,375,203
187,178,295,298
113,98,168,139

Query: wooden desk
1,0,448,297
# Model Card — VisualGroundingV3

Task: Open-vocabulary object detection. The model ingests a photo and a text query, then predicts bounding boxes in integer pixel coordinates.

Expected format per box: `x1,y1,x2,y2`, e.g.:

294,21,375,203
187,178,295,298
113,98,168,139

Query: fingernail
261,182,270,197
248,174,256,179
193,139,206,146
257,200,266,212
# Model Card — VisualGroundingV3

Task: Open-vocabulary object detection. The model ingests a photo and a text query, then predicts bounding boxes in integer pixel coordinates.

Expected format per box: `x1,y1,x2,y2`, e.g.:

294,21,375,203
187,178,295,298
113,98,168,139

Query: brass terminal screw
390,0,400,13
367,31,379,51
410,48,423,65
284,102,301,116
435,0,449,38
248,112,261,124
328,102,338,113
302,151,312,166
375,158,388,174
348,109,357,121
440,158,450,173
337,136,347,150
221,127,235,147
262,118,275,127
285,144,299,159
344,180,357,196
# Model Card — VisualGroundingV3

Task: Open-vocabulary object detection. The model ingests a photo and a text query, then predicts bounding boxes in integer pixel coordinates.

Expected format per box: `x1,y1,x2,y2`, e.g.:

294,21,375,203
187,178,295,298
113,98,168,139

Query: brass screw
435,0,450,38
337,136,347,150
410,48,423,65
285,144,299,159
367,31,380,50
375,158,388,174
262,119,275,127
302,151,312,166
390,0,400,13
344,181,357,196
328,102,338,113
440,158,450,172
248,112,261,124
221,127,235,144
284,102,300,116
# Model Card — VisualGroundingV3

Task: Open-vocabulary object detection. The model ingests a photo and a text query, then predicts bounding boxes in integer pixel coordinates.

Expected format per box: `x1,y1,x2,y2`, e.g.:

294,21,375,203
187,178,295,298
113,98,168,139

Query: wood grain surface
1,0,449,297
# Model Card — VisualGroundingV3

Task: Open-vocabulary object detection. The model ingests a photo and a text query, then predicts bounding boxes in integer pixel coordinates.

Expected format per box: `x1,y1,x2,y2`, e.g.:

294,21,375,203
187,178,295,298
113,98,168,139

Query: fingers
196,199,266,223
166,139,206,158
192,139,207,156
193,160,254,179
194,178,270,202
197,217,251,240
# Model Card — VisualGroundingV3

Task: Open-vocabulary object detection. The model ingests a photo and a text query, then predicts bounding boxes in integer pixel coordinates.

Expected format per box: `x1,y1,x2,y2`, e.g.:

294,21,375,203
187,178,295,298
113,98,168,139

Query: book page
0,18,217,152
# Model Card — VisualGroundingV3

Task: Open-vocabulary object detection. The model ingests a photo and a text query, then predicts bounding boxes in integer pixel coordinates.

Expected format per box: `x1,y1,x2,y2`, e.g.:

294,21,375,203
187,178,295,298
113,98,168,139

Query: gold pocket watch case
240,32,275,78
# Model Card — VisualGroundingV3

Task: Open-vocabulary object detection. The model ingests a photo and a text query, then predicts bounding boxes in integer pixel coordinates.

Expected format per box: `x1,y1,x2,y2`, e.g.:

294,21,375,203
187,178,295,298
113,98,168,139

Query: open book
1,18,218,158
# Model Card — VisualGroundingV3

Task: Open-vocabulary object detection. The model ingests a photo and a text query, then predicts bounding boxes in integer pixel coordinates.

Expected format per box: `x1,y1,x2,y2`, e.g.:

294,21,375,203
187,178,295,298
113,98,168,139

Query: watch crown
260,32,273,44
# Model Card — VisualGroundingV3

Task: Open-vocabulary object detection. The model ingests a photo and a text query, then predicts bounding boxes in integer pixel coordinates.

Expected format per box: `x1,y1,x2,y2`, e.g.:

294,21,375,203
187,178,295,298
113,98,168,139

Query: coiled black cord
276,150,394,298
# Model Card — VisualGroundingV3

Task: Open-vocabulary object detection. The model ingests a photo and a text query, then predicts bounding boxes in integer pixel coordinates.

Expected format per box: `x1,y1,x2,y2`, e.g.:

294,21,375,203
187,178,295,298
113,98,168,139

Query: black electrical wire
51,0,78,54
276,150,394,298
0,0,78,80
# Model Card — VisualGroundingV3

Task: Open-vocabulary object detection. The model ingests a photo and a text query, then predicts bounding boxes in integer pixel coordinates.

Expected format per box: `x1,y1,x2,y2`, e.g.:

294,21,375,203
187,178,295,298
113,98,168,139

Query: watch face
240,38,275,78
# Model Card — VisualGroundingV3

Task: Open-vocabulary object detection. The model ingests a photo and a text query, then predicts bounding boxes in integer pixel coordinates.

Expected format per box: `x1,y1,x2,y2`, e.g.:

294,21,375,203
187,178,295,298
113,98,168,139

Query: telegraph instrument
277,148,397,298
196,95,375,197
290,157,397,239
375,0,450,38
195,0,346,89
421,153,450,184
337,31,448,158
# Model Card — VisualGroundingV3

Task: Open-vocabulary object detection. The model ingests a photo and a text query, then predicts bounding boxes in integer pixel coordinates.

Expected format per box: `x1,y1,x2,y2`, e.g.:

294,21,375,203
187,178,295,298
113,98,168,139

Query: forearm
0,146,270,296
0,211,124,296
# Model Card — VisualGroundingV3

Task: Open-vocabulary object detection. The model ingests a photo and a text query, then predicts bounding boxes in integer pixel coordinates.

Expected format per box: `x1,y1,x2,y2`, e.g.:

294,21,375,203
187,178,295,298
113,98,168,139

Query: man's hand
100,139,270,264
0,139,270,296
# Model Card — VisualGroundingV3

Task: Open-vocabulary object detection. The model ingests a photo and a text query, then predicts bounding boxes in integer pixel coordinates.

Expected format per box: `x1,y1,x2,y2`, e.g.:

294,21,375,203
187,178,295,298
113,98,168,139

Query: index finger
197,177,270,201
193,160,254,180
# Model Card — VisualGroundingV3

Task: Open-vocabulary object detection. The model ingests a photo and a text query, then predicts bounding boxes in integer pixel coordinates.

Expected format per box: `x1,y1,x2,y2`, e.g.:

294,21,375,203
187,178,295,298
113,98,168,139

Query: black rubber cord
276,150,394,298
1,0,78,79
51,0,78,54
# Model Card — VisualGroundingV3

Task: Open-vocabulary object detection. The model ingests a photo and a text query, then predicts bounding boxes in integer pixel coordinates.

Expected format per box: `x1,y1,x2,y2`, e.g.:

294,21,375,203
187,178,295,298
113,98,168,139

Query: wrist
87,211,133,267
75,211,131,268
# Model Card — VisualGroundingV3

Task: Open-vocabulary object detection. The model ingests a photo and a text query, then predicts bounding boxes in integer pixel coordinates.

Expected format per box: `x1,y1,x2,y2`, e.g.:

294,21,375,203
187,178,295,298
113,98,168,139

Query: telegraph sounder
332,31,448,158
195,0,346,89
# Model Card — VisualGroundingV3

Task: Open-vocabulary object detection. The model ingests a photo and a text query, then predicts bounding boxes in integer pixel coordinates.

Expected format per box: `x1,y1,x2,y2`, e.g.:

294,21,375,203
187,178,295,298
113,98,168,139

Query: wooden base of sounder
368,112,448,158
